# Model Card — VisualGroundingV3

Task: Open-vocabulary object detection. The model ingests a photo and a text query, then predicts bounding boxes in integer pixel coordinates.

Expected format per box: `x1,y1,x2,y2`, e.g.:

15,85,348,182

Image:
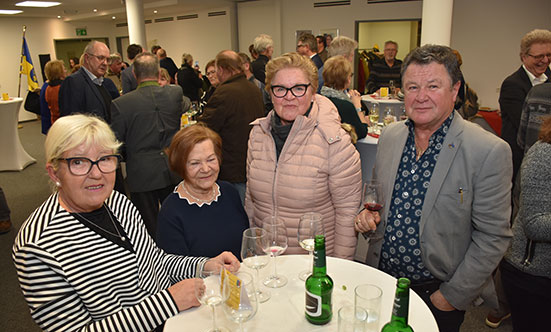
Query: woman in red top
44,60,67,124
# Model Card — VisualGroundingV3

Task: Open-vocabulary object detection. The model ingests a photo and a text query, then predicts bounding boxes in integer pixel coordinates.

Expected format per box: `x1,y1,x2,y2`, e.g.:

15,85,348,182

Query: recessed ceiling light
112,16,116,19
16,1,61,7
153,10,158,14
93,8,97,13
57,15,61,18
0,9,23,14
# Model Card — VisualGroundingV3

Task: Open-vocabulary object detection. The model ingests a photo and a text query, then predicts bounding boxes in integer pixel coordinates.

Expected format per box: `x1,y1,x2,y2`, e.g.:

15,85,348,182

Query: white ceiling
0,0,244,22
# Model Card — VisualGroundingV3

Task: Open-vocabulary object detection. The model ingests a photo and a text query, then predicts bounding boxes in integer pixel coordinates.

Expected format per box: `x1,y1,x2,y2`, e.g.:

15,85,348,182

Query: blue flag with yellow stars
20,37,39,91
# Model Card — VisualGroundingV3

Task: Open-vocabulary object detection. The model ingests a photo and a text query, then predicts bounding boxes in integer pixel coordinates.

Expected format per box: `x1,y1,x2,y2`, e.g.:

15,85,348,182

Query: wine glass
241,227,271,303
399,105,407,121
262,216,288,288
383,107,396,126
297,212,324,281
362,180,384,240
223,271,258,332
369,102,380,125
195,267,231,332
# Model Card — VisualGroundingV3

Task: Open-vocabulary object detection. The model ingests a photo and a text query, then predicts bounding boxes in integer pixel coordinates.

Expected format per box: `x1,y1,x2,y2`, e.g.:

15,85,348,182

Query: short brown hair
166,124,222,180
323,56,352,90
538,115,551,143
44,60,65,81
520,29,551,57
205,59,216,73
265,52,318,93
298,33,317,52
215,50,243,74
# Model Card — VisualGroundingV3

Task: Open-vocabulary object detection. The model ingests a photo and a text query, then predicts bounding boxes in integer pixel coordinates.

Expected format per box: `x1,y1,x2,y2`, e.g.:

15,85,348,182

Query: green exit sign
76,28,87,36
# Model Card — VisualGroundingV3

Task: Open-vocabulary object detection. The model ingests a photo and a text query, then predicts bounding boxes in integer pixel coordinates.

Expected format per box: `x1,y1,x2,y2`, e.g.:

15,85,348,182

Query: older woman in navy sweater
157,124,249,259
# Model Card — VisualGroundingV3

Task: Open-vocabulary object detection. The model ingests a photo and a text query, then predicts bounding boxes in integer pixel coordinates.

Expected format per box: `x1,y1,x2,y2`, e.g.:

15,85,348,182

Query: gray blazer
367,111,513,310
111,83,189,193
121,64,138,94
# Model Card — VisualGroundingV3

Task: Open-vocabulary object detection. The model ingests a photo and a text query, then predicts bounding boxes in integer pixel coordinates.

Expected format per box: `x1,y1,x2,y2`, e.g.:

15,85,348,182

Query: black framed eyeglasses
57,154,121,176
527,53,551,61
271,83,311,98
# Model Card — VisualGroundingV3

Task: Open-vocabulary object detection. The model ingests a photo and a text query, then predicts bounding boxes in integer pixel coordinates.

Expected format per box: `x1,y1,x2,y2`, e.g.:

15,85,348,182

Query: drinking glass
195,268,231,332
399,105,407,121
223,271,258,332
361,181,384,240
369,102,379,124
338,305,368,332
389,80,395,98
355,284,382,332
383,107,396,126
241,227,271,303
297,212,324,281
262,216,288,288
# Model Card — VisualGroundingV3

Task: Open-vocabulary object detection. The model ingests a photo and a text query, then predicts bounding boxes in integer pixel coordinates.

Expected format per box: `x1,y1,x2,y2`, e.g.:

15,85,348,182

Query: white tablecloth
0,98,36,171
164,255,438,332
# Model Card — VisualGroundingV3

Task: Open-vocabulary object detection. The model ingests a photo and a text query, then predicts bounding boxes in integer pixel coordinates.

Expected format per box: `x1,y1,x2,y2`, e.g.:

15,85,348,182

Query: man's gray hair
253,34,274,54
133,52,159,81
520,29,551,57
401,44,462,87
327,36,358,58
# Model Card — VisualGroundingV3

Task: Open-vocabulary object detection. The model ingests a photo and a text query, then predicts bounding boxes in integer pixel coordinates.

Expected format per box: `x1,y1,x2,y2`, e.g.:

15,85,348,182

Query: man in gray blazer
121,43,143,94
111,52,189,237
356,45,512,332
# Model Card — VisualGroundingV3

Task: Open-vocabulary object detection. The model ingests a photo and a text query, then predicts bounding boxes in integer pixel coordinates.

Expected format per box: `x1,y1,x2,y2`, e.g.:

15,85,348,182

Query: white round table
164,255,438,332
0,97,36,171
361,95,404,122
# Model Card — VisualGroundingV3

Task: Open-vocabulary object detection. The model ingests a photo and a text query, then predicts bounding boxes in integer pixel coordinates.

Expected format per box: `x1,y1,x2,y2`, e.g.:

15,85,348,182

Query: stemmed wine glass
240,227,271,303
195,267,231,332
223,271,258,332
297,212,324,281
369,102,380,125
262,216,288,288
361,180,384,240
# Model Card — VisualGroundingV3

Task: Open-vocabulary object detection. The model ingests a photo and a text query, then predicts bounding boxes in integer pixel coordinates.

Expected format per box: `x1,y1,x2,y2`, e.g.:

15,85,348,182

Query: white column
420,0,454,46
125,0,147,48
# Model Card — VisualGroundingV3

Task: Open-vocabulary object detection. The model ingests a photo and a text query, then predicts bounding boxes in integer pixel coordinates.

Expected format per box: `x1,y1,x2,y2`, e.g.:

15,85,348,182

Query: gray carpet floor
0,119,513,332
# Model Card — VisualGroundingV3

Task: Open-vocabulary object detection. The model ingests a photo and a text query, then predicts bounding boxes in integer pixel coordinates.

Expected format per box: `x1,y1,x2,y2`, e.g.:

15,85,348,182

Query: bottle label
305,290,322,317
392,296,408,318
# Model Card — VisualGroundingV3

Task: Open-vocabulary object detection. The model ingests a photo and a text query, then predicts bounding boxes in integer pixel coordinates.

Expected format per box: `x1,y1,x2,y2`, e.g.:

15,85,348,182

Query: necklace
74,204,126,242
182,180,216,203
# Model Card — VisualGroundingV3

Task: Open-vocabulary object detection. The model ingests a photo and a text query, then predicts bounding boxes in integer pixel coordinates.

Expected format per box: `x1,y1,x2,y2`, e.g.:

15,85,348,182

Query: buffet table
164,255,438,332
0,97,36,171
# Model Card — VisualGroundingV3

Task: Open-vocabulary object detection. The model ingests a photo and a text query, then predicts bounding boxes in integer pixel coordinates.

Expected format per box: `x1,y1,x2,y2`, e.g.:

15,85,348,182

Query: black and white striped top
13,191,207,332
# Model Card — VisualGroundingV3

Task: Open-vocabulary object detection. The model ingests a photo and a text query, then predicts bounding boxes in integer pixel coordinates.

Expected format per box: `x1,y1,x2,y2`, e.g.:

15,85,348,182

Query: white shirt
523,64,549,86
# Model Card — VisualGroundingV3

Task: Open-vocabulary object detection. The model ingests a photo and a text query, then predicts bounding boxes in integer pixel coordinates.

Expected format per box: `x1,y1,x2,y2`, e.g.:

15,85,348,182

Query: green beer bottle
305,234,333,325
381,278,414,332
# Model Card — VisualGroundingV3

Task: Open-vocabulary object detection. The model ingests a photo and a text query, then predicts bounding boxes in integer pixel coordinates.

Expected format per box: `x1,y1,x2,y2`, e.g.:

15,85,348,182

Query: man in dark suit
121,43,143,94
59,40,112,122
199,50,264,203
499,29,551,182
296,33,324,92
251,34,273,84
156,48,178,83
111,52,189,237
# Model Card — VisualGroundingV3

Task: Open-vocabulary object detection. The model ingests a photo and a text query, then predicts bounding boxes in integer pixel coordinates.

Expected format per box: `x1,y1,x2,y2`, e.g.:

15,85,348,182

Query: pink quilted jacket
245,94,362,259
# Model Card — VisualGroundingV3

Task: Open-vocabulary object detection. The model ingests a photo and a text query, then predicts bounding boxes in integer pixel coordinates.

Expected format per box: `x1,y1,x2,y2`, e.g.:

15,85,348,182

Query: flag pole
18,25,27,98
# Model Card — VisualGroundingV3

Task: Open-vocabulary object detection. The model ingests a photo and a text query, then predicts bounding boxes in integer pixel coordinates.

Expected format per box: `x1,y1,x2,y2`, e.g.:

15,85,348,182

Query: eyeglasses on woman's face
270,83,311,98
57,155,121,176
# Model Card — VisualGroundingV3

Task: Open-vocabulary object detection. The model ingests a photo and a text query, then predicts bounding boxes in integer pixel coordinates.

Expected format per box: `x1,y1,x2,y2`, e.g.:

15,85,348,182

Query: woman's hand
168,278,201,312
354,209,381,233
204,251,240,273
349,89,362,109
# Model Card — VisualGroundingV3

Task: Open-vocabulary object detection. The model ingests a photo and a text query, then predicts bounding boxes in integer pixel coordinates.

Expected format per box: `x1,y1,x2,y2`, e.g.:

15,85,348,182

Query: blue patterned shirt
379,112,454,281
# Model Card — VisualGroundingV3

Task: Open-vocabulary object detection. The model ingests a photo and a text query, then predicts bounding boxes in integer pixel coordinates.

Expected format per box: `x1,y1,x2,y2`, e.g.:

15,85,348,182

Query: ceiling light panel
16,1,61,8
0,9,24,14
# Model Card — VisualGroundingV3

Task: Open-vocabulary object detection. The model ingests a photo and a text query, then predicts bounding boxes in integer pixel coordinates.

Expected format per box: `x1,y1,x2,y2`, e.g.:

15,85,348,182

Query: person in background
199,50,264,203
238,52,273,114
249,43,258,61
69,57,79,70
316,34,329,63
297,33,323,70
366,40,402,94
501,115,551,332
121,43,143,94
157,48,179,83
359,45,512,332
321,55,369,140
13,114,240,331
326,34,333,48
151,44,162,55
159,67,171,87
157,124,249,259
44,60,67,125
176,53,203,103
202,60,219,105
246,52,362,260
517,82,551,152
251,34,274,83
327,35,358,62
39,79,51,135
111,52,186,238
0,187,11,233
105,53,125,93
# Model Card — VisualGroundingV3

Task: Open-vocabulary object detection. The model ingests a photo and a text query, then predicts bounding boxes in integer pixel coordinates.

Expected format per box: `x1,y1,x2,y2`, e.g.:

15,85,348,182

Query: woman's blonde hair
265,52,318,93
323,56,352,90
45,114,121,171
182,53,193,66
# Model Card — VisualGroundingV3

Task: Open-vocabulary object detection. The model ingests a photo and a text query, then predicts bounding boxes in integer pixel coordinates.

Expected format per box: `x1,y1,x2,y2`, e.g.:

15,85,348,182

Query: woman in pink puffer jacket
245,53,362,260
